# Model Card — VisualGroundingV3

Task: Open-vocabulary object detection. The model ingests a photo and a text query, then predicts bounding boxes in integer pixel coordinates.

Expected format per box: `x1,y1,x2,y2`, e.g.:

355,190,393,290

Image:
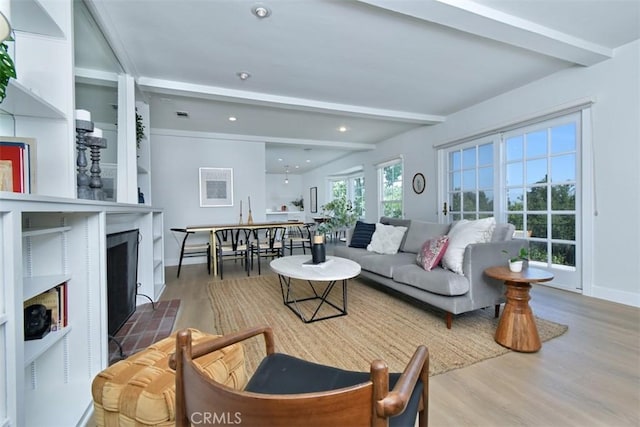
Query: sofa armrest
462,240,529,306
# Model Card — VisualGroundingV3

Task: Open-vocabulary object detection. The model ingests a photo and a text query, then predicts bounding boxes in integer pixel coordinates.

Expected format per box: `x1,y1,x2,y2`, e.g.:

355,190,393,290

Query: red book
0,143,25,192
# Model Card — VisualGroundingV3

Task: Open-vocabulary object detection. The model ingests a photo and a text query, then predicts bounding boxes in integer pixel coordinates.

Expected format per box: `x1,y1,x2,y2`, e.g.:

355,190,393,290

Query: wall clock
412,173,425,194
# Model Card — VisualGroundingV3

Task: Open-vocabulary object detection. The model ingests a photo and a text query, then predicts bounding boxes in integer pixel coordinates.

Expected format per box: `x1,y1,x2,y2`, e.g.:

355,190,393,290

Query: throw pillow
349,221,376,248
416,236,449,271
441,217,496,275
367,223,408,255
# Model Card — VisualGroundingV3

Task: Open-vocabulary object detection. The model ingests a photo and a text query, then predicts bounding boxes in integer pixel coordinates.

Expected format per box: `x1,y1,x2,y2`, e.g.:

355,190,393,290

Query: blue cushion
349,221,376,248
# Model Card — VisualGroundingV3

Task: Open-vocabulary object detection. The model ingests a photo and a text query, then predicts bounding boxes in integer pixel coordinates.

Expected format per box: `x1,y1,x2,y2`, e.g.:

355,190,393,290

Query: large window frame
377,158,403,219
327,172,365,219
438,110,588,292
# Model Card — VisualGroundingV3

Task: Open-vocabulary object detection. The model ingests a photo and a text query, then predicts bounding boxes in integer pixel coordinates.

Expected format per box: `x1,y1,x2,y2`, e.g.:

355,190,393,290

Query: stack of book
0,137,36,193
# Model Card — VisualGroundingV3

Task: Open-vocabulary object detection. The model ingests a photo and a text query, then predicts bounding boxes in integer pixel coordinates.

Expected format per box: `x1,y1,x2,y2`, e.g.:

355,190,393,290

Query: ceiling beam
137,77,445,125
359,0,612,66
153,128,378,150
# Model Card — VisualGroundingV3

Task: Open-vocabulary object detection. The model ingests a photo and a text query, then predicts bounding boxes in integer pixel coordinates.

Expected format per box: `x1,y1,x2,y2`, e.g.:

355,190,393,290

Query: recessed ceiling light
237,71,251,81
278,158,283,162
252,4,271,18
305,159,311,163
228,116,237,121
338,126,348,132
294,165,299,169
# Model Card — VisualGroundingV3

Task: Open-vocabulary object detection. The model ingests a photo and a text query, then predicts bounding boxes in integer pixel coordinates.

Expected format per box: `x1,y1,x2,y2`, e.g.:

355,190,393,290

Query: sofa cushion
358,252,416,279
367,223,408,255
490,223,516,242
333,245,373,265
349,221,376,248
392,264,470,296
403,221,452,254
441,217,496,275
380,217,412,251
416,236,449,271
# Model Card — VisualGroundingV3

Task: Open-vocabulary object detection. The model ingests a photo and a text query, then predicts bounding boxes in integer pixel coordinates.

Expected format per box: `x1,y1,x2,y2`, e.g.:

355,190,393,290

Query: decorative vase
508,260,523,273
311,235,326,264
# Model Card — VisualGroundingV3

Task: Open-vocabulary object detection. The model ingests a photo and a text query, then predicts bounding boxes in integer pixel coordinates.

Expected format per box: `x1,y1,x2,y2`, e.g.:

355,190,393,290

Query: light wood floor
161,247,640,427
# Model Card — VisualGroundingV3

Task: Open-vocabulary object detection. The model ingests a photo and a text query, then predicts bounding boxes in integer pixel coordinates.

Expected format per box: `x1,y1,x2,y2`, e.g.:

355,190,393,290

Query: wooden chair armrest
376,345,429,417
169,325,274,369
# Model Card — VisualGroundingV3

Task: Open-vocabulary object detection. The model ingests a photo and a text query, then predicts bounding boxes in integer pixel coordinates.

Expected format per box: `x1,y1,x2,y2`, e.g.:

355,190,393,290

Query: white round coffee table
270,255,361,323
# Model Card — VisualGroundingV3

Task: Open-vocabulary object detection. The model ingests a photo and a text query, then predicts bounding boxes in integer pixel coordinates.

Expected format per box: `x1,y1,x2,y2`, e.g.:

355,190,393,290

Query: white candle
88,127,102,138
75,109,91,121
248,196,251,211
240,200,242,212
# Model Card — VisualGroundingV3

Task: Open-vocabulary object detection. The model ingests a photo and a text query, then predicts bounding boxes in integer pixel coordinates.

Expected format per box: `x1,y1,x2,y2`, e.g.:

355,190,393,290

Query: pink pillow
416,236,449,271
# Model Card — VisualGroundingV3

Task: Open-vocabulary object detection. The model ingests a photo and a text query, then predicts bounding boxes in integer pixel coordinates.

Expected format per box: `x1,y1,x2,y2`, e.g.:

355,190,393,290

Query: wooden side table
484,266,554,352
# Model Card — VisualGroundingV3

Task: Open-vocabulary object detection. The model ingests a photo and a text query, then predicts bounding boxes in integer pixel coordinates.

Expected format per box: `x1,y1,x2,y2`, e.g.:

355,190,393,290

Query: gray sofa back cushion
490,223,516,242
402,221,452,254
380,217,412,251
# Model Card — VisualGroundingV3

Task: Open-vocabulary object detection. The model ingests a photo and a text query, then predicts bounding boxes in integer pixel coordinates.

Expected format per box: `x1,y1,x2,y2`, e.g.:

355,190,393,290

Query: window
503,117,578,271
328,174,365,219
446,141,495,220
378,159,403,218
439,111,583,291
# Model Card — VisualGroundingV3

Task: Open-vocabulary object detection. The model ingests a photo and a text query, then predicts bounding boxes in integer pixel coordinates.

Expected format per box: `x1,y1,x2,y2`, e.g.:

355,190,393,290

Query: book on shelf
0,137,37,193
57,282,68,327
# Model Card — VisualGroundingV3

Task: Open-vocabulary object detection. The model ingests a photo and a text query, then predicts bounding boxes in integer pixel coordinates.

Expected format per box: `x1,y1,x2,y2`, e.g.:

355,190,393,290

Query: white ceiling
76,0,640,174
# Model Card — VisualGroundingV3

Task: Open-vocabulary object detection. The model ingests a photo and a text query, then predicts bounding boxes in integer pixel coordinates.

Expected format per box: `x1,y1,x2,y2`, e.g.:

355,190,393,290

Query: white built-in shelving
0,1,165,425
1,193,164,426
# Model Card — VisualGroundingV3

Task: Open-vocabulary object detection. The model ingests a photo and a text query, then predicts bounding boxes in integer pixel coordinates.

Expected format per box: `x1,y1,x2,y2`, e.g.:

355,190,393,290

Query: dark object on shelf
311,235,326,264
138,187,145,204
24,304,51,340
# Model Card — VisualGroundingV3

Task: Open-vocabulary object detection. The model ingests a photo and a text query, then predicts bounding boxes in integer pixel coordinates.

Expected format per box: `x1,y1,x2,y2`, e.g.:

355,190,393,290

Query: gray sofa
334,217,527,328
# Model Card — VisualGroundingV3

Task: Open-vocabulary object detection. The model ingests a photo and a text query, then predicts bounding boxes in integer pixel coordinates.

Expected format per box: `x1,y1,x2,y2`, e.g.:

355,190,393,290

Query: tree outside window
379,161,403,218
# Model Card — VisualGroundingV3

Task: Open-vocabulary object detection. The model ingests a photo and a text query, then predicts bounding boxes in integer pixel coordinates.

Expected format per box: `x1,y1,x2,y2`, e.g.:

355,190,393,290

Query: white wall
265,173,305,214
151,130,266,266
301,40,640,307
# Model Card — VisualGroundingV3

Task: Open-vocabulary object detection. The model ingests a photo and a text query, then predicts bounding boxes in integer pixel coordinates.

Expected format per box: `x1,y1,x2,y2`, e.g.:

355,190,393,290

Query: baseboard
589,285,640,308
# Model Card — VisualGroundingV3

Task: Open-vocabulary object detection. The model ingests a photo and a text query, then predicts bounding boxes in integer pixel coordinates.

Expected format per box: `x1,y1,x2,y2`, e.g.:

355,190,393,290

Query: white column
117,74,138,203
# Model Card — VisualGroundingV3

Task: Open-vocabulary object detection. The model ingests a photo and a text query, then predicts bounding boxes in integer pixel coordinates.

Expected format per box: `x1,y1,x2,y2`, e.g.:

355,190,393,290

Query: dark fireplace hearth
106,229,140,337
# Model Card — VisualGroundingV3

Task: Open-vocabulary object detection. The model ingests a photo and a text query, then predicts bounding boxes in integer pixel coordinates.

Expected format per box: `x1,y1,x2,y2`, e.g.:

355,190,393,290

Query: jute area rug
207,275,567,376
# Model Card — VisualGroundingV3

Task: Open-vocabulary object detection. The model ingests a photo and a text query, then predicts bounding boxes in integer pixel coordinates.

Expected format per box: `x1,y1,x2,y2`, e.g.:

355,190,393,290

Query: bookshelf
0,3,166,424
0,194,164,426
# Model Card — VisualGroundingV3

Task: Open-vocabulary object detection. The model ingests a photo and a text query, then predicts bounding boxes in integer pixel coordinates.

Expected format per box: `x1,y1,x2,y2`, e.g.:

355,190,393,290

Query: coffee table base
277,274,347,323
495,281,541,352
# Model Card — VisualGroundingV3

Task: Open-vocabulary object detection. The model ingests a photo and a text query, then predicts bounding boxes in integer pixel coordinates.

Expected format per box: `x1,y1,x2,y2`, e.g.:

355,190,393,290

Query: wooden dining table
186,221,304,277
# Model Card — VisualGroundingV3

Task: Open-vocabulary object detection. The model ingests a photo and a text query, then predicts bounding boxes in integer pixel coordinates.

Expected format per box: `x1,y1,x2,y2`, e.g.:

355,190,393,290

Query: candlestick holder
75,119,94,200
86,135,107,201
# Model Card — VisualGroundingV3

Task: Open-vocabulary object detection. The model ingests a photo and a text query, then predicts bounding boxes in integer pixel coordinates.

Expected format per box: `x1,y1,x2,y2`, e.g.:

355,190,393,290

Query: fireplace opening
106,229,140,336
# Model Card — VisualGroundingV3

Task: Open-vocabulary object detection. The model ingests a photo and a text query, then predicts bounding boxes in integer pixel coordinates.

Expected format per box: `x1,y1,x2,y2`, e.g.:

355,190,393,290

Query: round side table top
270,255,361,281
484,266,554,283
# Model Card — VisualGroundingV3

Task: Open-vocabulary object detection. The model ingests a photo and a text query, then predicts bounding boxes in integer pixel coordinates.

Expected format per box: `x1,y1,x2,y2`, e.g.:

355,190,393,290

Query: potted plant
316,197,358,237
291,196,304,211
136,108,145,149
0,39,16,103
502,247,529,272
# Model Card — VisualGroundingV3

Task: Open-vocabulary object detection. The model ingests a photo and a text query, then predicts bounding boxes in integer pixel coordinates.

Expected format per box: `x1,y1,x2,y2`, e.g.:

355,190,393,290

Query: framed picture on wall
199,167,233,207
310,186,318,213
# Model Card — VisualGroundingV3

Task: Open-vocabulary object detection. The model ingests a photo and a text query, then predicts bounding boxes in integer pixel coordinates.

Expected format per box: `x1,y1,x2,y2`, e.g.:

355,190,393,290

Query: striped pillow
349,221,376,248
